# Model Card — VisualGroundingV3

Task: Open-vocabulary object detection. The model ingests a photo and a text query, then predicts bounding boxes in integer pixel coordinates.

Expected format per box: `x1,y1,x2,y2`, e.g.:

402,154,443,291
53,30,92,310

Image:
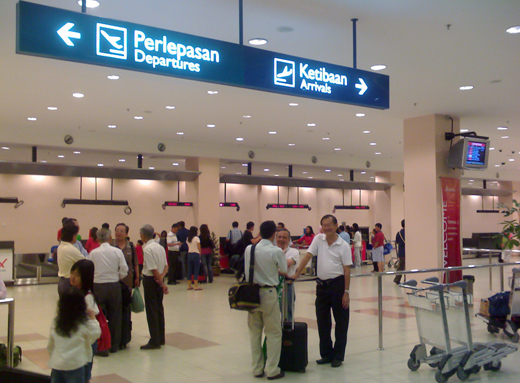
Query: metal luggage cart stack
475,267,520,342
401,277,517,383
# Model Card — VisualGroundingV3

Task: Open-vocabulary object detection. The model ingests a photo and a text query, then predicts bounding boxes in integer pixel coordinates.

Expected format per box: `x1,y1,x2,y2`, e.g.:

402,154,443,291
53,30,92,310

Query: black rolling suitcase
278,279,308,373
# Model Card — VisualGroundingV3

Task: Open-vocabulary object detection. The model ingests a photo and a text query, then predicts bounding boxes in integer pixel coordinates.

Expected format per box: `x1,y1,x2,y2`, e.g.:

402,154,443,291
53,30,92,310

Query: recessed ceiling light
460,129,469,133
275,174,279,177
248,38,267,46
220,166,226,169
289,103,298,107
177,132,184,135
363,130,371,134
361,171,366,174
501,136,509,139
237,172,242,175
307,123,316,127
264,168,270,172
288,143,296,146
243,115,251,118
236,137,244,141
134,116,143,120
338,174,343,177
108,125,116,128
73,151,81,154
459,85,474,91
207,90,219,95
97,163,104,167
165,105,176,109
149,167,155,169
308,176,313,179
172,162,179,166
370,64,387,71
27,117,37,121
469,179,474,182
506,26,520,34
490,147,495,150
107,75,119,80
370,142,377,146
334,148,341,151
325,169,331,172
2,147,9,150
40,160,47,163
302,172,308,174
375,152,381,155
119,159,126,162
77,0,99,8
72,93,84,98
58,155,64,158
356,113,365,117
339,179,345,182
47,107,58,111
269,131,277,135
495,164,500,167
242,163,248,167
370,176,375,179
207,124,216,128
509,159,515,162
322,137,330,141
497,126,508,130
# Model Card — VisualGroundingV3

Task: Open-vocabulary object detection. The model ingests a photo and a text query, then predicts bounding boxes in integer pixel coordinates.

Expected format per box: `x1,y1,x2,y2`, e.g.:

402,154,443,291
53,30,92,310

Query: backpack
0,343,22,367
488,291,510,317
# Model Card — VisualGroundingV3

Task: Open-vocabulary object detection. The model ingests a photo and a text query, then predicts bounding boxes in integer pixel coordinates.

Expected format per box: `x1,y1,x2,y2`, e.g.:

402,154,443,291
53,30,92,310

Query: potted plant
496,199,520,252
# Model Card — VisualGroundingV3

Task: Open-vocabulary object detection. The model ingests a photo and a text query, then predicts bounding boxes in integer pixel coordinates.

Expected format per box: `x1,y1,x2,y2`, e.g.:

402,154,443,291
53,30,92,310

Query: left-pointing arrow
57,23,81,47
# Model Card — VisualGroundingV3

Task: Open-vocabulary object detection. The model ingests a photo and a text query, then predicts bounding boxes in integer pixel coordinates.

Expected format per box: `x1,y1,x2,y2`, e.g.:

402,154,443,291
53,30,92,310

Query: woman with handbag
199,224,215,283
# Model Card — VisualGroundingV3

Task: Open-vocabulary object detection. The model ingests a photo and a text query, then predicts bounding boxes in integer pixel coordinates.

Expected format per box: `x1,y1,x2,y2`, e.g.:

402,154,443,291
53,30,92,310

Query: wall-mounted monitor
447,137,490,170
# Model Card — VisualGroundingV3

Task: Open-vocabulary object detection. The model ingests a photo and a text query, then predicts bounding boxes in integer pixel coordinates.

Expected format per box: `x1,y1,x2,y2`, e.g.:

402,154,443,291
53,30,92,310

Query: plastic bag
131,287,145,313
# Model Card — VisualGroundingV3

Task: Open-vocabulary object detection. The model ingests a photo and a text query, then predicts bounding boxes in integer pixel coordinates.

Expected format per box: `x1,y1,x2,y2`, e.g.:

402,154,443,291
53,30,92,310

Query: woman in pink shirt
295,226,315,247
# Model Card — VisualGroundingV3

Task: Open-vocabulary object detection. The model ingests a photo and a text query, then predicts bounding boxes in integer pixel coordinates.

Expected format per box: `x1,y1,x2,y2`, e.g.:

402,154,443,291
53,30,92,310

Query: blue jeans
85,340,97,381
179,251,188,280
51,366,87,383
187,252,201,281
201,253,213,282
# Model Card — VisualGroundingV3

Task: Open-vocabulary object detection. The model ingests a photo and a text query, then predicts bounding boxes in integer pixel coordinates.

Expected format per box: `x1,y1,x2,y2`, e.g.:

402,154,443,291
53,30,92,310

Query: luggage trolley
401,277,517,383
475,267,520,342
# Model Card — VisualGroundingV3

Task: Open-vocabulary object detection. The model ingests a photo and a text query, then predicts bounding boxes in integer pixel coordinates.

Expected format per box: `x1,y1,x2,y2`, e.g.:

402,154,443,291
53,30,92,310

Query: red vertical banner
441,177,462,282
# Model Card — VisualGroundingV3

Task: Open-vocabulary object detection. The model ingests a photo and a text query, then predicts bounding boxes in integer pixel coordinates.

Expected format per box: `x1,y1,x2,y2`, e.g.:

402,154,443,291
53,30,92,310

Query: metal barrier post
500,264,505,292
489,251,493,290
377,274,384,350
0,298,15,367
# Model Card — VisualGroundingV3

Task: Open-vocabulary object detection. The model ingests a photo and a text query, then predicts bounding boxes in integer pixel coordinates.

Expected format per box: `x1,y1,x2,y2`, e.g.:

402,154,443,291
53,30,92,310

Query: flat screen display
465,140,487,166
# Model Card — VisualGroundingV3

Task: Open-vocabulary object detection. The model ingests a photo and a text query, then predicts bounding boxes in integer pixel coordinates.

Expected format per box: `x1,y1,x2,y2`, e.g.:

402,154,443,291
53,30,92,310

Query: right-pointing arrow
57,22,81,47
355,78,368,95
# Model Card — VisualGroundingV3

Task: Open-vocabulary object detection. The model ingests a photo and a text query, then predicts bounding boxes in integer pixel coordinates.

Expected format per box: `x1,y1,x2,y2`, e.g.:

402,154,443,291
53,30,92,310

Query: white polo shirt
308,233,352,280
89,242,128,283
283,246,299,275
166,231,180,251
244,239,287,286
143,239,168,277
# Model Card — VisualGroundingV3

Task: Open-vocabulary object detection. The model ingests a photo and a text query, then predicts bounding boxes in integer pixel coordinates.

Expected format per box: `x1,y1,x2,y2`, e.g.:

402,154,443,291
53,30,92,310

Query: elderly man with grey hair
90,228,128,355
140,224,169,350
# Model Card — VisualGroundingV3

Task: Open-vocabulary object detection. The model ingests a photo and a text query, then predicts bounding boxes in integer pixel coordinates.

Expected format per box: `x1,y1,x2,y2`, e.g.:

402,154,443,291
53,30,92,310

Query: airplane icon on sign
100,30,123,51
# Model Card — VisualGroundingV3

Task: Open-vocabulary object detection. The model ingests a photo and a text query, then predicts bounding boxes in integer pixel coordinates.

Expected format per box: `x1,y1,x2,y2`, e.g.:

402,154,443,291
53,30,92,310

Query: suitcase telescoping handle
282,277,296,329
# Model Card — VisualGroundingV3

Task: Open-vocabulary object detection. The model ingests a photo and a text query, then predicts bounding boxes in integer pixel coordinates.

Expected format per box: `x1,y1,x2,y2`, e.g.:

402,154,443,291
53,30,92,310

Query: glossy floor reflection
1,256,519,383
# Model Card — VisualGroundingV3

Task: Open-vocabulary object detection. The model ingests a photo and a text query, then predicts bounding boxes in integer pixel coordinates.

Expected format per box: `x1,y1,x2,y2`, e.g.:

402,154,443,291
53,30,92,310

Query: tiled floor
1,256,520,383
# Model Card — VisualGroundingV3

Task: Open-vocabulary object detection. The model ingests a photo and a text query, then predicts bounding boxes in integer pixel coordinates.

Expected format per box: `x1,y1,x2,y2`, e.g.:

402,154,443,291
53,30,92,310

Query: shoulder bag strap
249,244,257,285
399,230,405,244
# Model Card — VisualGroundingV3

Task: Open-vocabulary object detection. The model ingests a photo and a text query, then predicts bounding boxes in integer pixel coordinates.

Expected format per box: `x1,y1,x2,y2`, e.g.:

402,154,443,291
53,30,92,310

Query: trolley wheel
388,260,393,268
470,365,481,374
487,324,500,334
456,366,470,381
484,361,502,372
435,370,449,383
407,358,420,371
510,332,520,343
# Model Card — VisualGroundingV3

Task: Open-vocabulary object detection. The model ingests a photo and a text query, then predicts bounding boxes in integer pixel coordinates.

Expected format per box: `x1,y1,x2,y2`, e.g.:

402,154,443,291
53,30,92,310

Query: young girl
47,287,101,383
70,259,100,381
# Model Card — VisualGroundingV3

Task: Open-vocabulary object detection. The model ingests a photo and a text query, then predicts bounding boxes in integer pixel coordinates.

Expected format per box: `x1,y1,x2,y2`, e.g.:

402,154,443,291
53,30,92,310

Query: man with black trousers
291,214,352,368
176,221,190,280
166,223,181,285
140,224,169,350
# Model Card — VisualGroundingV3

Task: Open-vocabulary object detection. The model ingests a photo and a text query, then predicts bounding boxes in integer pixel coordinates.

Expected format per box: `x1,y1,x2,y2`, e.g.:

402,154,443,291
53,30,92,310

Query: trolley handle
421,276,440,285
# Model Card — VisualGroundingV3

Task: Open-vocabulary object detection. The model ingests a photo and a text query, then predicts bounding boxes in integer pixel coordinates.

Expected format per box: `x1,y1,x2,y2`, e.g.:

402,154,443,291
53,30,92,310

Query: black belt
316,275,343,286
261,285,276,288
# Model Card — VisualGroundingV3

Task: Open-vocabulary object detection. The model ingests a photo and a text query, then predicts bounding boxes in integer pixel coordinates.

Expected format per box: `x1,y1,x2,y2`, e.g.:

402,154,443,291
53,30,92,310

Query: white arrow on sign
355,78,368,95
57,23,81,47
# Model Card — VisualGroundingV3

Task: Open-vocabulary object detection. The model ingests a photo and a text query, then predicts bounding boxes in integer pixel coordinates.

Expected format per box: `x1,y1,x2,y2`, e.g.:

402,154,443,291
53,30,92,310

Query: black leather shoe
254,371,264,378
140,343,161,350
331,359,343,368
267,371,285,380
316,358,332,365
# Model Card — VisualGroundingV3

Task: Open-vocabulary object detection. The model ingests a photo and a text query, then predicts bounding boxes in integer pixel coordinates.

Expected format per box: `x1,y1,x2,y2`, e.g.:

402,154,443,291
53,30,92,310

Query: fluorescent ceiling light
490,147,495,150
509,159,515,162
58,155,64,158
27,117,37,121
356,113,365,117
97,163,104,167
177,132,184,135
497,126,508,130
370,142,377,146
47,107,58,110
108,125,116,128
459,85,474,91
375,152,381,155
134,116,143,120
243,115,251,118
506,26,520,34
242,163,248,167
207,124,216,128
288,143,295,146
338,174,343,177
264,168,269,172
72,93,84,98
460,129,469,132
307,123,316,127
2,147,9,150
149,167,155,169
207,90,219,95
220,166,226,169
269,131,277,135
334,148,341,151
302,172,308,174
77,0,100,8
308,176,313,179
172,162,179,166
322,137,330,140
501,136,509,139
325,169,331,172
361,171,366,174
248,38,267,46
363,130,370,134
370,64,386,71
73,151,81,154
289,103,298,107
119,159,125,162
165,105,175,109
107,75,119,80
40,160,47,163
236,137,244,141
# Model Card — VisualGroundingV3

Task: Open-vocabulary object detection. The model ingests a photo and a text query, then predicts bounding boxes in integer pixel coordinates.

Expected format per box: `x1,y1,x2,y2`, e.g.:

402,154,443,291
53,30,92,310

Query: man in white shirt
166,223,181,285
90,228,128,354
291,214,352,368
140,224,169,350
57,222,86,295
244,221,287,380
276,228,299,322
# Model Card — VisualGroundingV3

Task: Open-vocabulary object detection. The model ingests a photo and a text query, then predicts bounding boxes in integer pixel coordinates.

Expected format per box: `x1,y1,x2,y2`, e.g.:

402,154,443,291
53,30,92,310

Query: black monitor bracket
445,131,489,141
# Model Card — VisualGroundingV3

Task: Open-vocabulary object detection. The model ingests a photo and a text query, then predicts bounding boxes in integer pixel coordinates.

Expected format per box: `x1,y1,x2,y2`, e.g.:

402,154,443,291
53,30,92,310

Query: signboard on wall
441,177,462,282
16,1,389,109
0,247,14,283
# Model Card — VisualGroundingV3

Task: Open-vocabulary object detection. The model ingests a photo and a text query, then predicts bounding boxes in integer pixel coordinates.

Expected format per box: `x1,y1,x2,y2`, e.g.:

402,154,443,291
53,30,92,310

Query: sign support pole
351,18,358,69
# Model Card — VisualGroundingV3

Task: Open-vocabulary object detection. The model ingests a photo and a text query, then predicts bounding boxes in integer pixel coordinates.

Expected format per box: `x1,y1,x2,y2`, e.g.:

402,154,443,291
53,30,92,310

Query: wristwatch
344,289,350,294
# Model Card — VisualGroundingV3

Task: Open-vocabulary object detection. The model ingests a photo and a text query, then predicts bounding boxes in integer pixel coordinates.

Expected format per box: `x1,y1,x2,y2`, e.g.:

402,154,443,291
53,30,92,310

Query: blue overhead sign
16,1,389,109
